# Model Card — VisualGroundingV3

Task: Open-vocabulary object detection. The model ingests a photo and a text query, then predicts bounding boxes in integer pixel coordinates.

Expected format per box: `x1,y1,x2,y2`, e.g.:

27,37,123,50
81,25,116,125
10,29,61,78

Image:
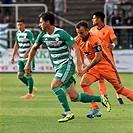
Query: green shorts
54,60,76,92
18,59,35,72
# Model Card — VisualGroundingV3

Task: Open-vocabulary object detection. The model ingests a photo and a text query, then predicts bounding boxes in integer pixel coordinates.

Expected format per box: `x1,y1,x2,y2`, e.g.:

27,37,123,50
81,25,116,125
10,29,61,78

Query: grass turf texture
0,73,133,133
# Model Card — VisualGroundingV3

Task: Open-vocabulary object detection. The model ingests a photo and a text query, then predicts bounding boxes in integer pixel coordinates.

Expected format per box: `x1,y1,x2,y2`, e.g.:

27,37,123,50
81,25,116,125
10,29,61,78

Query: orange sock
117,86,133,101
81,84,100,110
98,79,107,95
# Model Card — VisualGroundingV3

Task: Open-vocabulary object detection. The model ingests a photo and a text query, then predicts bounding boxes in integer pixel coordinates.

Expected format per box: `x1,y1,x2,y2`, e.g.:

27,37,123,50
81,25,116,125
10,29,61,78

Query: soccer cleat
86,110,102,118
117,98,124,105
20,93,32,99
101,95,111,112
32,87,37,97
58,113,75,123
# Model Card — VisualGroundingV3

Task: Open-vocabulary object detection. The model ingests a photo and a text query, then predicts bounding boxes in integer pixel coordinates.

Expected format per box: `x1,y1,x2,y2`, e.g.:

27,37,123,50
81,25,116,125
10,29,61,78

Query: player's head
75,20,89,42
16,18,26,32
92,11,105,26
39,11,55,30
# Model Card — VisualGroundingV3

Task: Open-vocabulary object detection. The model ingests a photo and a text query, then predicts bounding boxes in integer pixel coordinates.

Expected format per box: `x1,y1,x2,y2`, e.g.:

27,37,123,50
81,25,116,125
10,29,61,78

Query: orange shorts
83,63,122,87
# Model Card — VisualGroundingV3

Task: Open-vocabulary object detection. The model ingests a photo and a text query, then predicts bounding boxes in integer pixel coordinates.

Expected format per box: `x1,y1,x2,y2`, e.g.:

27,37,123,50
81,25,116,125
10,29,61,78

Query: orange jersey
75,32,121,86
90,25,116,64
75,32,102,62
75,32,110,66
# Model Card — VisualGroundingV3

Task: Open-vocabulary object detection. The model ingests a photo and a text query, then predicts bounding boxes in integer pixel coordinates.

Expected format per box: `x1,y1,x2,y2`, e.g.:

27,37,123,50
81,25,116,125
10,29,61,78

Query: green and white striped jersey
15,29,35,60
35,27,76,70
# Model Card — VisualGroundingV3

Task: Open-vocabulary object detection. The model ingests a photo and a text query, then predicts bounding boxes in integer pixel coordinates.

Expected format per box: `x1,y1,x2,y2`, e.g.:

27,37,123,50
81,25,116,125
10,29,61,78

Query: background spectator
54,0,67,28
110,9,123,49
120,0,133,20
105,0,121,16
2,0,13,23
125,10,133,49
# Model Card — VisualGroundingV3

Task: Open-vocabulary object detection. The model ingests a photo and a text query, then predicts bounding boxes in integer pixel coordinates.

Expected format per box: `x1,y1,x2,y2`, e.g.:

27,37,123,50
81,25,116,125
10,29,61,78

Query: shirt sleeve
35,31,44,46
28,31,35,44
60,30,76,47
108,27,116,40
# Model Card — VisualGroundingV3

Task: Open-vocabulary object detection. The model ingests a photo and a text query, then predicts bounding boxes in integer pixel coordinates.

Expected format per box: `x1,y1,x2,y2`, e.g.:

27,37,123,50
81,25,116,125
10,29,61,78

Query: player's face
76,26,89,42
39,18,48,30
17,22,25,32
92,15,99,26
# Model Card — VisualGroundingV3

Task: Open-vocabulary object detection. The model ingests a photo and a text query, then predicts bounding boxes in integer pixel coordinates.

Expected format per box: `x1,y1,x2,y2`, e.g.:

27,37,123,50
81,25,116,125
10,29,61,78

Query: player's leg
17,60,28,86
80,69,102,118
51,61,75,122
115,91,124,104
115,84,133,101
66,81,111,112
98,78,124,104
101,66,133,101
20,60,34,99
98,78,107,95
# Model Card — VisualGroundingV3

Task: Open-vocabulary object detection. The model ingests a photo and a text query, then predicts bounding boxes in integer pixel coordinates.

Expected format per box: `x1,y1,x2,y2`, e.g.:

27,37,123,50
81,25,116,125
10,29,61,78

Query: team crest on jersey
55,37,59,41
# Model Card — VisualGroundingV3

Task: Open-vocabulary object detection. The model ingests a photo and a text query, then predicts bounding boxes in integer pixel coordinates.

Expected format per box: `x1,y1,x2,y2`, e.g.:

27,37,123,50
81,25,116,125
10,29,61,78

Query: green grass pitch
0,73,133,133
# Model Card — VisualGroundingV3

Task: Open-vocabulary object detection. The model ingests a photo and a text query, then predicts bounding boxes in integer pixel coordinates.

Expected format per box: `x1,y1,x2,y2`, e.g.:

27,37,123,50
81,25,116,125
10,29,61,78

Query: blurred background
0,0,133,72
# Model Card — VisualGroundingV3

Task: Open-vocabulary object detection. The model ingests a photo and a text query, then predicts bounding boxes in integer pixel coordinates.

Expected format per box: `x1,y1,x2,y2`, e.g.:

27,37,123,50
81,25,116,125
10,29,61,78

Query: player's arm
63,0,67,13
107,27,118,49
86,45,102,72
107,38,118,49
70,43,82,76
24,43,39,74
23,32,35,58
11,42,19,64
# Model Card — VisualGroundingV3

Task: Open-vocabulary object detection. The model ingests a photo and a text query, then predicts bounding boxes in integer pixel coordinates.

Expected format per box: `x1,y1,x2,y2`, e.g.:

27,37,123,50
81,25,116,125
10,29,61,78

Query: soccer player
24,11,111,123
11,18,37,99
90,11,124,105
75,20,133,118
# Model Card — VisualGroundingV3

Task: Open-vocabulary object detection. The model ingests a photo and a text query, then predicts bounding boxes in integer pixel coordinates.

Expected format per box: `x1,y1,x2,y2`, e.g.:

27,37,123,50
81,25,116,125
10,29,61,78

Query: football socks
52,87,71,112
26,76,33,94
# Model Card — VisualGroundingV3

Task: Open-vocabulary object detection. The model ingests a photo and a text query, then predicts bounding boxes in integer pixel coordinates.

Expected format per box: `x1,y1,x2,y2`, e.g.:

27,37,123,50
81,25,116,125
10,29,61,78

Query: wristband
112,43,116,49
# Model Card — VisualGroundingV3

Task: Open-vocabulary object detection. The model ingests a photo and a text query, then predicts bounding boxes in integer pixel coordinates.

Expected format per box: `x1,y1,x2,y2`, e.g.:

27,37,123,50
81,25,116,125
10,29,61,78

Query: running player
24,11,111,123
90,11,124,105
11,18,37,99
75,20,133,118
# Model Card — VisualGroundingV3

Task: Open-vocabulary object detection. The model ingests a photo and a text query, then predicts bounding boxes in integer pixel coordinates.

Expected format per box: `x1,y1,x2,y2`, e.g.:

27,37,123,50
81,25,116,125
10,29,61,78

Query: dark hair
92,11,105,22
75,20,89,29
17,18,25,23
39,11,55,25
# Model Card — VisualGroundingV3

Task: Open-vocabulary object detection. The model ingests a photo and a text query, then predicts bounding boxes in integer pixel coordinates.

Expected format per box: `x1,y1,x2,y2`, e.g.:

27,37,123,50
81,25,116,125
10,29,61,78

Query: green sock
26,76,33,94
52,87,71,112
18,75,28,86
75,93,101,103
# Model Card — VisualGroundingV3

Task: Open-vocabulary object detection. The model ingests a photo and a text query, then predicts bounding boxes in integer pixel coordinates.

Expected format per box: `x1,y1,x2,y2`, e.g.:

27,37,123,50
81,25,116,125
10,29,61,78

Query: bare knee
80,81,91,88
51,78,63,89
80,77,91,88
114,83,123,91
66,84,78,101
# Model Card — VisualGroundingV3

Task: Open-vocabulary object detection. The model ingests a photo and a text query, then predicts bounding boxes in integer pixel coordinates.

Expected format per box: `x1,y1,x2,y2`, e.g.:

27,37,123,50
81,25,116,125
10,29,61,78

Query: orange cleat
20,93,32,99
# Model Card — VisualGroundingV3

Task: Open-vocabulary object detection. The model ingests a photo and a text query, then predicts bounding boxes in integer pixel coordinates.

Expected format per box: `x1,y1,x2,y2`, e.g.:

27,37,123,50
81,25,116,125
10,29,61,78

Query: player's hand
107,43,113,49
80,67,88,77
75,65,82,77
11,58,14,64
23,53,28,59
24,64,30,75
